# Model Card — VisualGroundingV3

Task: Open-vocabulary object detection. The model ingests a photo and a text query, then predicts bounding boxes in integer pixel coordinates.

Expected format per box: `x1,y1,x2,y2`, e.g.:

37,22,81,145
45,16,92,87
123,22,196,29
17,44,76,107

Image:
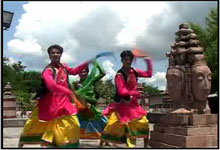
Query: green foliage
23,71,42,93
3,58,41,112
94,79,115,104
3,64,15,86
141,83,161,97
189,7,218,94
12,61,26,72
14,90,35,113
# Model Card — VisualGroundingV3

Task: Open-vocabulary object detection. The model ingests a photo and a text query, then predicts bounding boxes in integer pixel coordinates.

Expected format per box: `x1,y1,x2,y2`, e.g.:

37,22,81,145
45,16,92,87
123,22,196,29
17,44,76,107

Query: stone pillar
3,82,17,119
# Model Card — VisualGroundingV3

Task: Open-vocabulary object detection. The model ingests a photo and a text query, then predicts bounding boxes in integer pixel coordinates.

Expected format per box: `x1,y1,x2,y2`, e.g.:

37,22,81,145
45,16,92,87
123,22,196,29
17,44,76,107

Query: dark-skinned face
122,55,133,68
49,48,62,64
79,69,89,79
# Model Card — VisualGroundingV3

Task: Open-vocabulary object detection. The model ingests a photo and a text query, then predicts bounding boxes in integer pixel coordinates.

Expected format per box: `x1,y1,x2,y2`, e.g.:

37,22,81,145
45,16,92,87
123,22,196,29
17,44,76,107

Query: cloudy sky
3,1,217,90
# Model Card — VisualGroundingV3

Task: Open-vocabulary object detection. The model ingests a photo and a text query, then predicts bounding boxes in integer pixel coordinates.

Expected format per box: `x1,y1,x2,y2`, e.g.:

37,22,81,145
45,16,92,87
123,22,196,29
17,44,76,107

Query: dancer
101,50,153,147
74,59,109,146
18,44,90,148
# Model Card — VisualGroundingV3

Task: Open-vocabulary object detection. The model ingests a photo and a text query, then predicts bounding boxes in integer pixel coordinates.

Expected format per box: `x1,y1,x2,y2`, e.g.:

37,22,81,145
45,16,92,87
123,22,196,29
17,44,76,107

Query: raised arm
64,62,89,75
135,58,153,78
115,74,140,97
42,68,72,96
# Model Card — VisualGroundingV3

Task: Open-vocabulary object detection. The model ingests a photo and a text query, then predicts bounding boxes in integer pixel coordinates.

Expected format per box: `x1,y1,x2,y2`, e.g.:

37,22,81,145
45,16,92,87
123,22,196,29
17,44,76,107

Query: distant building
148,91,173,113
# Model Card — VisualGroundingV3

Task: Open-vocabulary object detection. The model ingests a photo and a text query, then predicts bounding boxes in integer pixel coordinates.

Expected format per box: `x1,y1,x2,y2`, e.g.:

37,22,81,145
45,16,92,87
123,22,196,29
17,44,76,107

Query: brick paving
3,125,153,148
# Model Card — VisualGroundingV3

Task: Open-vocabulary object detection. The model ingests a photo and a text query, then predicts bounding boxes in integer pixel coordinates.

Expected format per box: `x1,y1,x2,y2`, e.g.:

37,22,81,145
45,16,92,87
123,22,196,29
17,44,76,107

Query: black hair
47,44,63,54
120,50,134,61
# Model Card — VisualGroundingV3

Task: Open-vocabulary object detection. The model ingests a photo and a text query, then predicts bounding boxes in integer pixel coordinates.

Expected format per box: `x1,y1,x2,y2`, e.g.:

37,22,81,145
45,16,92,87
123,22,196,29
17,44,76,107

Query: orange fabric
71,93,86,111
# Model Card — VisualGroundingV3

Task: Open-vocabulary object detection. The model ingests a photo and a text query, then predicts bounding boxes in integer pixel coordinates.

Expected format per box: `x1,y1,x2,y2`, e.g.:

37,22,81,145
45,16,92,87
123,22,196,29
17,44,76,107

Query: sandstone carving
166,23,211,114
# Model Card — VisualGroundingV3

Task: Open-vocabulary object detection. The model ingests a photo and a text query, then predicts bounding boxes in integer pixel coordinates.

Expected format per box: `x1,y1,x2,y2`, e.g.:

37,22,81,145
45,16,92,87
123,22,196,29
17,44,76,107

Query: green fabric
90,104,102,118
76,60,105,106
19,135,43,142
101,134,126,143
101,130,149,144
53,141,79,148
124,127,149,136
44,141,79,148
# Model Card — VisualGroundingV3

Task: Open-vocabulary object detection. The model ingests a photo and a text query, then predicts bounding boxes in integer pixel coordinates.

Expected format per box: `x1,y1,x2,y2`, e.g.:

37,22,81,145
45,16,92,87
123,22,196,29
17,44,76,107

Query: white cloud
6,57,17,66
101,60,116,81
7,2,168,71
69,75,80,83
139,72,167,90
158,86,166,91
146,72,166,84
5,1,216,77
7,38,43,56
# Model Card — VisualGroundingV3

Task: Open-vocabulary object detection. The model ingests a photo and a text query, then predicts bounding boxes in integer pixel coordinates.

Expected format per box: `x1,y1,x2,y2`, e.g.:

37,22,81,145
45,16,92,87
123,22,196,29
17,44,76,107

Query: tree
12,61,26,73
141,83,161,97
3,57,9,65
189,7,218,94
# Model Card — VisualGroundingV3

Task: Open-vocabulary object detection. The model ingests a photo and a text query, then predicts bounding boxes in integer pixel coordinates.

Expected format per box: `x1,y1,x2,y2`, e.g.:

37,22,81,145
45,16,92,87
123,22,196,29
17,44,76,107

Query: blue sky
3,1,217,90
3,1,28,57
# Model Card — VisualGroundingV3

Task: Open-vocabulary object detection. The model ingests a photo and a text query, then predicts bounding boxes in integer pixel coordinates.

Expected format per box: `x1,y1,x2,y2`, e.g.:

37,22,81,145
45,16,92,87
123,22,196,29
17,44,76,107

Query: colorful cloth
75,60,108,139
19,108,80,148
101,58,152,144
101,112,149,143
19,62,89,147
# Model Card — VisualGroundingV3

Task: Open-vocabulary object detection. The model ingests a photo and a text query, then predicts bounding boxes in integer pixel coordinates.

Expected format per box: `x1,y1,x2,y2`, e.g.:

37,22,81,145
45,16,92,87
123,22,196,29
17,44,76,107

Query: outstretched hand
132,48,150,59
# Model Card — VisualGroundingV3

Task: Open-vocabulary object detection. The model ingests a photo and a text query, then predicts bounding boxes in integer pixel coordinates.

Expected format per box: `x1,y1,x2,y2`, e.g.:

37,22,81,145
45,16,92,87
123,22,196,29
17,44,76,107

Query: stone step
3,118,27,127
150,131,217,148
154,124,217,136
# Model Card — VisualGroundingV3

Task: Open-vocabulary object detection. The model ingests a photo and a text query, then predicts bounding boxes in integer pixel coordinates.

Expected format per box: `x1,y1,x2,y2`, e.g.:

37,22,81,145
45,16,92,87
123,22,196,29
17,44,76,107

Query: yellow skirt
19,108,80,148
101,111,149,144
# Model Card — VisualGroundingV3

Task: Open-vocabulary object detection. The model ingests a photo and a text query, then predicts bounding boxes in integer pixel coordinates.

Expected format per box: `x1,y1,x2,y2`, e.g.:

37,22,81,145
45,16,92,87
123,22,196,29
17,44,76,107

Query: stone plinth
3,82,17,119
3,118,28,127
149,113,218,148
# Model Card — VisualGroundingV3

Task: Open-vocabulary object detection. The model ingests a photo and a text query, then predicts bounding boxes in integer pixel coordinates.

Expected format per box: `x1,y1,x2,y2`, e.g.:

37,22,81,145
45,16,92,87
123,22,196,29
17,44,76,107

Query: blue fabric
95,51,115,60
77,114,107,133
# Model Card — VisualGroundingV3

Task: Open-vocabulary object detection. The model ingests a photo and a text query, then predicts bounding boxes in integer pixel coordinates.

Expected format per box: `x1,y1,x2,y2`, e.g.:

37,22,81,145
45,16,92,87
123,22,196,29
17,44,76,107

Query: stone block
3,101,16,107
189,114,218,126
207,134,218,146
162,113,190,126
150,131,165,142
163,126,218,136
3,110,16,119
206,114,218,124
187,127,211,136
153,132,217,148
189,114,207,126
3,118,27,127
186,135,208,148
162,133,186,147
210,125,217,134
147,113,165,123
164,126,186,135
154,124,164,132
149,140,180,148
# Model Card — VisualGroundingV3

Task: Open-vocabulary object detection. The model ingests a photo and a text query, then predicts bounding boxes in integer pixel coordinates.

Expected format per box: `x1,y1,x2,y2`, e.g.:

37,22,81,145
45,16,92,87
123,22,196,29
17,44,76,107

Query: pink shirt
38,62,88,121
103,59,153,123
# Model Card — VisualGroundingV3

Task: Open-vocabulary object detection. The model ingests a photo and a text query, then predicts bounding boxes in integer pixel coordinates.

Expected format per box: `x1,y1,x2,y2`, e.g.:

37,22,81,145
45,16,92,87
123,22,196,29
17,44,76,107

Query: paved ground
3,124,153,148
